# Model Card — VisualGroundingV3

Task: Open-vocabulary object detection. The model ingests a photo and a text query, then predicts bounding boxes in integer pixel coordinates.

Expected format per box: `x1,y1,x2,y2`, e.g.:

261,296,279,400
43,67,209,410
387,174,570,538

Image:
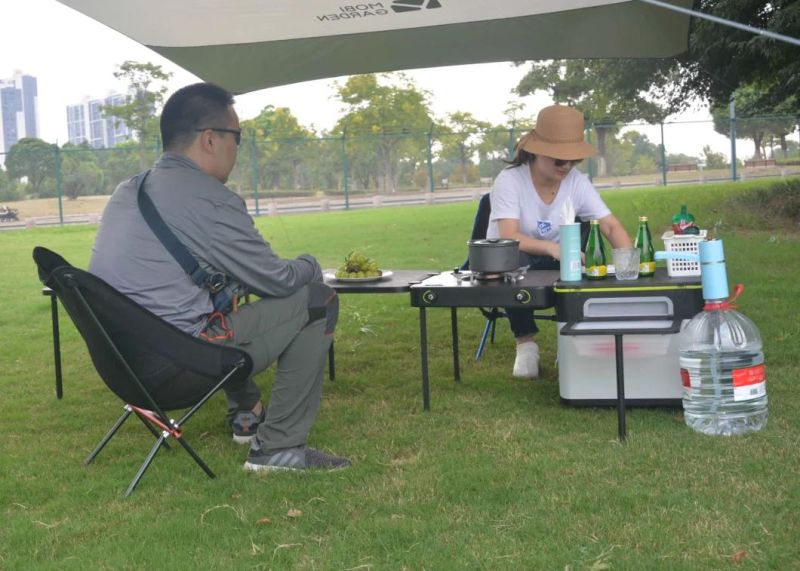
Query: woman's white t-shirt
486,165,610,243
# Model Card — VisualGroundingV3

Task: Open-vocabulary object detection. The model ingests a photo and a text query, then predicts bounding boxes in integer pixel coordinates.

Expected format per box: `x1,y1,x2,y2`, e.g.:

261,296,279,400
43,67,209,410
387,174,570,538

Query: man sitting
89,82,349,472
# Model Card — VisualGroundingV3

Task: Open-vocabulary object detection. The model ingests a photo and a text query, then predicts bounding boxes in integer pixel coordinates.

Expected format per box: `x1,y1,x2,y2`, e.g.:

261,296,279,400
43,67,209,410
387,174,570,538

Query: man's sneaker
243,440,351,472
229,407,266,444
305,447,352,470
513,340,540,378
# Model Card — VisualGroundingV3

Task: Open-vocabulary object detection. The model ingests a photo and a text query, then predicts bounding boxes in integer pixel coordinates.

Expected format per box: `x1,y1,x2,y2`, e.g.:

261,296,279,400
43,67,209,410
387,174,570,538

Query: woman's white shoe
513,341,540,378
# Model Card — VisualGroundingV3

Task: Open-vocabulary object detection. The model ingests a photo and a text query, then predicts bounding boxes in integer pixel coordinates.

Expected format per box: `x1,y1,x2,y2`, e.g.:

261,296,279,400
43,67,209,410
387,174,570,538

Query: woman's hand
497,218,561,259
547,240,561,260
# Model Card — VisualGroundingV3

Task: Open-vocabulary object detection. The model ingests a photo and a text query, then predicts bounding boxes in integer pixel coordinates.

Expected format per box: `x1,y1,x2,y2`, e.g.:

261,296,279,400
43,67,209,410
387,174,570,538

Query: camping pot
467,238,520,273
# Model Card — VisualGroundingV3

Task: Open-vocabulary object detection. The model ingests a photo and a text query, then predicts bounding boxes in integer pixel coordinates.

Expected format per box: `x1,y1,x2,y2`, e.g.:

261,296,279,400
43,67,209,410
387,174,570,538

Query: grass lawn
1,179,798,569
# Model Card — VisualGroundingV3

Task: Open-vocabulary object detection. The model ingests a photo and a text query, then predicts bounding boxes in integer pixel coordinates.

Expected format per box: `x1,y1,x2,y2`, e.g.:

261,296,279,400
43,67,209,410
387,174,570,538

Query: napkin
560,197,576,226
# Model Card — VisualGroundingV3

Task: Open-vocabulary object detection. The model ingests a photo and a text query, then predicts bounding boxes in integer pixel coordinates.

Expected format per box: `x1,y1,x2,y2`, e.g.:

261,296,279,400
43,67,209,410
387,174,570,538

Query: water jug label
732,364,766,401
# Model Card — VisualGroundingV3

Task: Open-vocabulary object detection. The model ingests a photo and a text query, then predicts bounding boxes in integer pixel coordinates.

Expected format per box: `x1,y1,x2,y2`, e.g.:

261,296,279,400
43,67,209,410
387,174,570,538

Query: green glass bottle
634,215,656,277
584,219,607,280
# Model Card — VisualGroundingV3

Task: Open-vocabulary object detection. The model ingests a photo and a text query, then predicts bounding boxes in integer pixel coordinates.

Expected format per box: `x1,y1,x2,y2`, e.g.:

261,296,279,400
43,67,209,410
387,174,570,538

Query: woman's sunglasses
554,158,583,167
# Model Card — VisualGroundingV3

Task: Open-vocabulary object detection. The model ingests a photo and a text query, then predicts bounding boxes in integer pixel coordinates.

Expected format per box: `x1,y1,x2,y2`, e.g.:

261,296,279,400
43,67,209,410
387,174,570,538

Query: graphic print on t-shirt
537,219,553,237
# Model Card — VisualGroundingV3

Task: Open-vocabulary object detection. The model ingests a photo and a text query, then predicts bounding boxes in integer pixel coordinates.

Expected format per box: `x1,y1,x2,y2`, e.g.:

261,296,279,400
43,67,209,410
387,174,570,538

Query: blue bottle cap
699,240,729,301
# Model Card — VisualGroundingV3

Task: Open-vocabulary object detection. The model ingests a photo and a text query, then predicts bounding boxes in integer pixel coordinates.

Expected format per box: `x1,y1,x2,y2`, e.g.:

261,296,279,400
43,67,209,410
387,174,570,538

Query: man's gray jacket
89,153,321,335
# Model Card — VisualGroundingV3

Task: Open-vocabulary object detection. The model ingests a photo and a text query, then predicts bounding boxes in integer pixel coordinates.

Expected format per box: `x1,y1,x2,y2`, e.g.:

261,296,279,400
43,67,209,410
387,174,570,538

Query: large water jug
657,240,767,435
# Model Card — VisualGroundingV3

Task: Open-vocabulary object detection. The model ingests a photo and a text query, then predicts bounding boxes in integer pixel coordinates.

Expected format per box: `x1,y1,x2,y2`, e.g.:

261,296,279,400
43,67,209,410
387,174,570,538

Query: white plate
324,270,394,283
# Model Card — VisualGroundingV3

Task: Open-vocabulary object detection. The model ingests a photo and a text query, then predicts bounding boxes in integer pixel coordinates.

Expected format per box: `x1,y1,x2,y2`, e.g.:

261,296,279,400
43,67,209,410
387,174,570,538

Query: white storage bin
661,230,707,277
557,321,689,404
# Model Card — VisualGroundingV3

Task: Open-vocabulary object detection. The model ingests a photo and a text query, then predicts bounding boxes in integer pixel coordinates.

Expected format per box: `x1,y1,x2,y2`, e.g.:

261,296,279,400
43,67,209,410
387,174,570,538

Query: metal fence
1,114,799,226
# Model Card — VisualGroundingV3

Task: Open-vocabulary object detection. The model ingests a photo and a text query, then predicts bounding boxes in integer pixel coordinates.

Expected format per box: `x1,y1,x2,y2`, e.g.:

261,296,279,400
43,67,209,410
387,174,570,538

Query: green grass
1,179,799,569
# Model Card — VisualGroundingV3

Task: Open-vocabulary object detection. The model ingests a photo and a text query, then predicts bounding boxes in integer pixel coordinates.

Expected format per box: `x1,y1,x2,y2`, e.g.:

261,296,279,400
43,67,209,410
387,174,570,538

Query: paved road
0,187,488,231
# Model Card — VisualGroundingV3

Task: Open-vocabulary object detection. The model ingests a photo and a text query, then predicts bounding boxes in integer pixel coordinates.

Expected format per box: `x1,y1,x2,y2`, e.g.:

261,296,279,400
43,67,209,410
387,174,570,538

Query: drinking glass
613,248,640,280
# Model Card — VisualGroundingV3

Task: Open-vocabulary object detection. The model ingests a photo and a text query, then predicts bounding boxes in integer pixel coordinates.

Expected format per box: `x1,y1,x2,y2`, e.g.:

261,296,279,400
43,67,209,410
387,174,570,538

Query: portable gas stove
410,267,559,309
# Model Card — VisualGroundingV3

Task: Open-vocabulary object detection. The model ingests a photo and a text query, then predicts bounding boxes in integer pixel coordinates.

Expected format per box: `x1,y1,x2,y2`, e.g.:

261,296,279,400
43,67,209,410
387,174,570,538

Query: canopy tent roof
57,0,693,94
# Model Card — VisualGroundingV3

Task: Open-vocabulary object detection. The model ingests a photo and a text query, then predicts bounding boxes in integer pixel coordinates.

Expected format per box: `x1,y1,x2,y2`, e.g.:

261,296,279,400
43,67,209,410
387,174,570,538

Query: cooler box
554,269,702,406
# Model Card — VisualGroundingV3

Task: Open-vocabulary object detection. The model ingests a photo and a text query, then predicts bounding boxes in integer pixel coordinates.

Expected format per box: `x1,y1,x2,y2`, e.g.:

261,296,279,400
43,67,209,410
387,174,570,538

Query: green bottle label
586,265,608,277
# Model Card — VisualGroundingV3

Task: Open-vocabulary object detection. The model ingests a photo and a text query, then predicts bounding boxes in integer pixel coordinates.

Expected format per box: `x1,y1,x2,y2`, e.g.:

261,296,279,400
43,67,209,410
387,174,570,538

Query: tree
102,61,172,168
514,60,668,175
605,131,662,176
709,83,795,159
572,2,800,116
437,112,491,184
98,140,143,193
671,1,800,112
61,142,103,199
761,97,798,158
240,105,315,192
332,74,433,193
5,138,58,197
701,145,728,169
0,166,23,202
510,3,800,171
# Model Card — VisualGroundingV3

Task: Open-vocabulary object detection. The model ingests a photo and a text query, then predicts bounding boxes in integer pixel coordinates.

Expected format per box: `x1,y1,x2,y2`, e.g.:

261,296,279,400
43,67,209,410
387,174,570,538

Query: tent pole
639,0,800,47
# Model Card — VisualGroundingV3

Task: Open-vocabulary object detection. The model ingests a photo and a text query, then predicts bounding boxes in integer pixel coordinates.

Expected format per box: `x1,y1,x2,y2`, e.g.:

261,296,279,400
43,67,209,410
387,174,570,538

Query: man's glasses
554,158,583,167
196,127,242,146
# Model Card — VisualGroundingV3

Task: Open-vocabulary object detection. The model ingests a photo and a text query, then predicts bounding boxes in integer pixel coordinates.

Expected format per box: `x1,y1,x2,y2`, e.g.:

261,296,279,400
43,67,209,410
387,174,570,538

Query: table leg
328,338,335,381
419,307,430,411
614,333,626,442
450,307,460,383
50,294,63,399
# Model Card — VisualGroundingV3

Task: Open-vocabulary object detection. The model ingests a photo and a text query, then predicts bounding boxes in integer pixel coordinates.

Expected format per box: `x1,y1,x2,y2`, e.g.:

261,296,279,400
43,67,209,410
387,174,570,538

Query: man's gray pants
203,282,338,454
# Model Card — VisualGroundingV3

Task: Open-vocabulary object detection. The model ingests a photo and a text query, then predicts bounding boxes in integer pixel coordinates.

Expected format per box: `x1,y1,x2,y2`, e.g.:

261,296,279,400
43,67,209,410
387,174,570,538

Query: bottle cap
699,239,729,301
639,216,648,222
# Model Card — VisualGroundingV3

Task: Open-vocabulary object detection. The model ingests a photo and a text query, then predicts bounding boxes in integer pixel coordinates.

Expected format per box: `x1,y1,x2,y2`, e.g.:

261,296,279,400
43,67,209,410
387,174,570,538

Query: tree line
1,1,798,202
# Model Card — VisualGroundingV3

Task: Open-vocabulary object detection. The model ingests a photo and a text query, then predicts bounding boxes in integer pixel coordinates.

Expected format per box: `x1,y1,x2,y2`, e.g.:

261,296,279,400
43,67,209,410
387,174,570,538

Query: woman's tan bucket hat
518,105,596,160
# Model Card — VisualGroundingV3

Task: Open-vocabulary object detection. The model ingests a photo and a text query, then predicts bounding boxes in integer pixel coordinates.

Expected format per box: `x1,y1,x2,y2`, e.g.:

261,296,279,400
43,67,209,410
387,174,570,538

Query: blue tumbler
559,223,582,282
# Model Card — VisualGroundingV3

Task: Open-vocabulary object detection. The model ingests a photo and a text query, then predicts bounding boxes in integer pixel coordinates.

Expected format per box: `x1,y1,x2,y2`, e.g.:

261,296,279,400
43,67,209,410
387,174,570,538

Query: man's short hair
160,83,235,151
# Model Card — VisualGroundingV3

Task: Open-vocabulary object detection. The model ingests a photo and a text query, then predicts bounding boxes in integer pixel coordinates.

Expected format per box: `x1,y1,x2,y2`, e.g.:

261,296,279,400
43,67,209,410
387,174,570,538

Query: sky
1,0,734,158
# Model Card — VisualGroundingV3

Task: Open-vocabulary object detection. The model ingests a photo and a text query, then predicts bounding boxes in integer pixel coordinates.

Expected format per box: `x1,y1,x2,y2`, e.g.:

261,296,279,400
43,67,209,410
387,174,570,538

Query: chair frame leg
476,318,494,361
125,434,168,497
84,406,133,466
134,412,172,451
123,428,216,497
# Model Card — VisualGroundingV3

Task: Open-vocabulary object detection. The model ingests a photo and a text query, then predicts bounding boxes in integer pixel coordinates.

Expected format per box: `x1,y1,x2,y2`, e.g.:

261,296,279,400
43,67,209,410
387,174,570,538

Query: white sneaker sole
243,461,300,472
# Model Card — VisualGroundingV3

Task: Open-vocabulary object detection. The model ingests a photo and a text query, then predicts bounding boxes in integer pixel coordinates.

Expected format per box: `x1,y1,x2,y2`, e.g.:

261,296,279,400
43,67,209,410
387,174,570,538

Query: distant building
66,93,132,148
0,72,40,164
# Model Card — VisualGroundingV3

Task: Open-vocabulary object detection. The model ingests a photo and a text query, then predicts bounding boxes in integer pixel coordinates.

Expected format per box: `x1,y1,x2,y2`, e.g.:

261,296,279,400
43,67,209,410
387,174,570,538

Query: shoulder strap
136,170,225,291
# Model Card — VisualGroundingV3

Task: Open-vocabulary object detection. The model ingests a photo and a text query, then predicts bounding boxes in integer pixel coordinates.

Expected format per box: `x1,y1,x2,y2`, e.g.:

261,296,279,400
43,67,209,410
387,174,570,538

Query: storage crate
661,230,707,277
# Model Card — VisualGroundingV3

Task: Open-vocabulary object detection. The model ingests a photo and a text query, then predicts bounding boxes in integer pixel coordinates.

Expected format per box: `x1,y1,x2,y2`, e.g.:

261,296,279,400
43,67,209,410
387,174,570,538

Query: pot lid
468,238,519,247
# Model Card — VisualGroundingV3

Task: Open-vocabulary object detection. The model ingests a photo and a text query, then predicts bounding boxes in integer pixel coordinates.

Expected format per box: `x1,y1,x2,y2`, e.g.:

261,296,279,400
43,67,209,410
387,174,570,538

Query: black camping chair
33,247,253,497
461,193,507,360
461,194,590,360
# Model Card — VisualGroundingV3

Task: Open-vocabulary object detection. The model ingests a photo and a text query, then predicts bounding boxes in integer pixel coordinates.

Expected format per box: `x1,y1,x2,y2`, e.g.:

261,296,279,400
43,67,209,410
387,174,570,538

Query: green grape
341,250,381,277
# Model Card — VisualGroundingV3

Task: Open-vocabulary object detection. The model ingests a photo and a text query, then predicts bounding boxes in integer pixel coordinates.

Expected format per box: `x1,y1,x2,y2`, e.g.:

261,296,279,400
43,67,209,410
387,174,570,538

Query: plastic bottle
672,204,696,235
678,240,767,435
634,216,655,277
583,219,607,280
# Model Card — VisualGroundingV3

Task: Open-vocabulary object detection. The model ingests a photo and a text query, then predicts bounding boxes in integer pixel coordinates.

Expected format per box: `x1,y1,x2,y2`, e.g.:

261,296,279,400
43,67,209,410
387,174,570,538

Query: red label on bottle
732,364,765,387
680,368,691,387
732,364,766,402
